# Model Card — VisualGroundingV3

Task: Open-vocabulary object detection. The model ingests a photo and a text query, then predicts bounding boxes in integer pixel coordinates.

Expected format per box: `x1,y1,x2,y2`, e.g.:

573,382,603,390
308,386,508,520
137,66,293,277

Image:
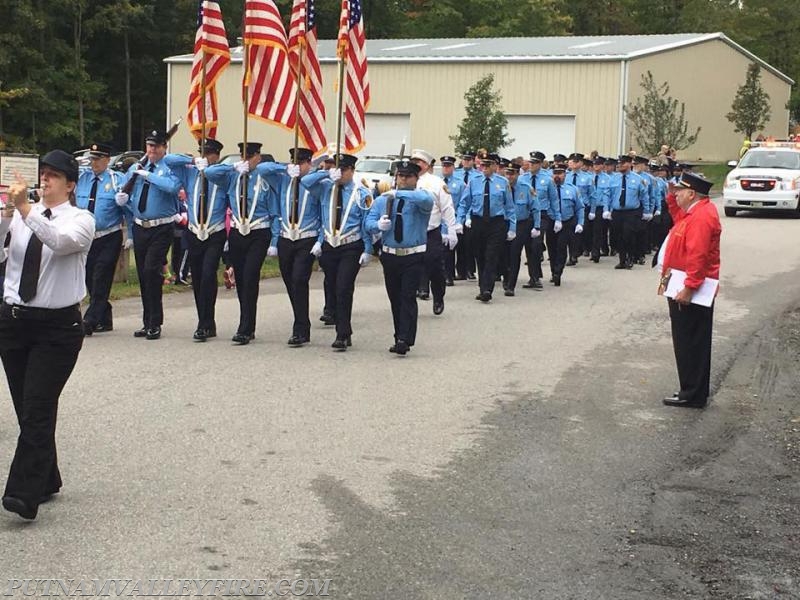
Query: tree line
0,0,798,154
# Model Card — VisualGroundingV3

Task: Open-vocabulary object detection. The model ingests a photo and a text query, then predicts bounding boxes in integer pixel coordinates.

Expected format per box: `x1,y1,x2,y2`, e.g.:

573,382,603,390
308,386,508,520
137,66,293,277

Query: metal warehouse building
164,32,792,162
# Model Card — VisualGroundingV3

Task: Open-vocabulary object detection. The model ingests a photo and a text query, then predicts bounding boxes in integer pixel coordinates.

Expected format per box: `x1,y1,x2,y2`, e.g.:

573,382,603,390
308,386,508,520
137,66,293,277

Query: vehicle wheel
724,207,737,217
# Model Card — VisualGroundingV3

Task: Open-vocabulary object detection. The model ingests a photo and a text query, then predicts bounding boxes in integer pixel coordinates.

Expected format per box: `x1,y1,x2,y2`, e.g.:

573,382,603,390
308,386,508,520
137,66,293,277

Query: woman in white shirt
0,150,95,520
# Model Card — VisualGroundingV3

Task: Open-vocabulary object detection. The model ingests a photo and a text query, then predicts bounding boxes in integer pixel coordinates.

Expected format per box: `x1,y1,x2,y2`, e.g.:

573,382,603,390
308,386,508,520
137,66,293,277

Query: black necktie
394,198,405,243
620,173,627,208
88,176,99,214
556,184,563,213
334,185,344,232
19,208,52,302
290,178,300,226
482,178,491,221
594,174,599,187
572,173,577,186
463,170,469,184
200,175,210,224
137,164,156,213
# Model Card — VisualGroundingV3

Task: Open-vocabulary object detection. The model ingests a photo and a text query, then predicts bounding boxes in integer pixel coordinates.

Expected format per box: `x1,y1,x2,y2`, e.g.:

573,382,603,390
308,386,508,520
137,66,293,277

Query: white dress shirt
0,201,95,308
417,171,456,232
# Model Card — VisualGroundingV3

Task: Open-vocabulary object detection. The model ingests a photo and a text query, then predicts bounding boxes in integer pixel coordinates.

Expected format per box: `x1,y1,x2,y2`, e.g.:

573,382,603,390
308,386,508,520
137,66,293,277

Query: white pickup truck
723,141,800,217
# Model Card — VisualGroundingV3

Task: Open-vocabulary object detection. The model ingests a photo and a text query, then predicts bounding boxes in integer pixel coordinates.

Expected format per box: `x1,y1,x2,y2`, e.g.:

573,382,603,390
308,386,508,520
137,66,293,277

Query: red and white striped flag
187,1,231,141
244,0,297,129
288,0,327,153
337,0,370,153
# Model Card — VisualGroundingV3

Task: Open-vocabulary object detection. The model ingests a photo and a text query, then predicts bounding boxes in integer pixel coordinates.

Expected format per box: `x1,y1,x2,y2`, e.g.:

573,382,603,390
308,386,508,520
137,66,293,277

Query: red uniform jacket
662,194,721,289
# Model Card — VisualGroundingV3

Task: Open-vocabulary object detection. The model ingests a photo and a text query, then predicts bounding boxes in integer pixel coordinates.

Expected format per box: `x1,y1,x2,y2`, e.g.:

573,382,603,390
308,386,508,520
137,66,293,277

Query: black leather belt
0,302,80,321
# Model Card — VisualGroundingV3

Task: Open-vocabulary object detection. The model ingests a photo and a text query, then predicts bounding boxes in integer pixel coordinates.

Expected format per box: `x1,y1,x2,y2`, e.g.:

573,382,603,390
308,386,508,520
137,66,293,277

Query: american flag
288,0,327,153
187,1,231,141
337,0,370,153
244,0,297,129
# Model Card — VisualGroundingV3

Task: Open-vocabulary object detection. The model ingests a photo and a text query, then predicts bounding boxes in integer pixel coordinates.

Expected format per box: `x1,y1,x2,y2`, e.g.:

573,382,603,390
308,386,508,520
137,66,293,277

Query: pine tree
726,63,771,140
449,74,513,154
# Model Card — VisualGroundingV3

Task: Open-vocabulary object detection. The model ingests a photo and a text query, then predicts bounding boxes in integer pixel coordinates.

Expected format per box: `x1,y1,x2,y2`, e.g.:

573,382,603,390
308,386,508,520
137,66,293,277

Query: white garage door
361,113,410,156
501,115,576,160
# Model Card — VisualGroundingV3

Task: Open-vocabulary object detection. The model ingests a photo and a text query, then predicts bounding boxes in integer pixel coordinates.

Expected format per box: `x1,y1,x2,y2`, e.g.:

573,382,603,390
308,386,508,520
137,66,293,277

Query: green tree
726,63,771,140
449,74,513,154
624,71,700,154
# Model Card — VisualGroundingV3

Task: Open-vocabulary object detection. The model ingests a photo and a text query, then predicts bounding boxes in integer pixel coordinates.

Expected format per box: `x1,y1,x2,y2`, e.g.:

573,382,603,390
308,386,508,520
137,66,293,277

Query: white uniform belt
324,231,362,247
189,222,224,236
280,229,318,241
135,217,174,228
382,244,426,256
235,221,269,231
94,224,122,239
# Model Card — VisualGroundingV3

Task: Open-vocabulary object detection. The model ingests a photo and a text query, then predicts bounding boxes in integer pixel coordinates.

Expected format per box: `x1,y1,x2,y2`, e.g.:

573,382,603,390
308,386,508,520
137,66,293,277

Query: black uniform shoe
553,274,561,286
454,275,467,281
445,278,454,286
145,326,161,340
566,258,578,266
320,315,336,326
467,273,477,280
636,257,646,265
478,292,492,302
331,337,351,351
94,323,113,332
591,257,600,263
504,289,515,297
232,333,253,345
206,329,217,338
418,291,430,300
614,262,631,270
133,327,148,338
193,329,209,342
582,250,590,257
662,397,706,408
433,301,444,315
2,496,37,520
82,321,94,337
522,279,535,288
389,340,410,355
287,335,310,347
532,279,543,290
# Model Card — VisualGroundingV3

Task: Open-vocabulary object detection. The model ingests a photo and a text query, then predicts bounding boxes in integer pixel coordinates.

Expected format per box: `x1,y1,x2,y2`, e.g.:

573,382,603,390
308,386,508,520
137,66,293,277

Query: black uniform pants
589,216,609,260
228,228,270,336
418,229,446,303
380,252,424,346
83,229,122,328
319,240,363,339
669,299,714,405
277,236,316,338
455,228,476,278
506,218,532,291
133,223,173,329
0,304,83,506
471,215,507,296
444,244,456,281
545,216,576,277
170,228,189,280
529,215,550,280
187,229,226,332
611,208,641,266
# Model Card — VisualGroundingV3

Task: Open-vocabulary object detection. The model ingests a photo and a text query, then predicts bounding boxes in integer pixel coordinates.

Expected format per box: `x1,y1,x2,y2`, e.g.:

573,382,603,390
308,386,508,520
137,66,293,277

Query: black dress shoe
504,289,515,297
591,257,600,263
145,327,161,340
389,340,409,355
566,258,578,266
82,321,94,336
433,301,444,315
636,257,646,265
532,279,543,290
232,333,252,345
662,397,706,408
454,275,467,281
418,291,430,300
582,251,590,257
133,327,147,338
287,335,310,347
94,323,113,332
321,315,336,326
553,275,561,286
193,329,208,342
467,273,477,280
331,337,350,351
2,495,37,520
445,278,454,286
479,292,491,302
522,279,534,288
206,329,217,338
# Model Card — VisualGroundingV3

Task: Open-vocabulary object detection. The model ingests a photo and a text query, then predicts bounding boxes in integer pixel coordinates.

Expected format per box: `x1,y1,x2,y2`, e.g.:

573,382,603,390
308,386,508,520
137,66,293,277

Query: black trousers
277,236,316,338
545,216,576,277
669,299,714,404
471,215,507,295
228,228,270,336
611,209,641,266
83,229,122,328
133,223,173,329
589,216,609,260
0,304,83,506
380,252,424,346
530,214,551,280
455,228,476,278
319,240,363,339
418,229,446,303
169,228,190,280
506,218,531,291
187,229,226,332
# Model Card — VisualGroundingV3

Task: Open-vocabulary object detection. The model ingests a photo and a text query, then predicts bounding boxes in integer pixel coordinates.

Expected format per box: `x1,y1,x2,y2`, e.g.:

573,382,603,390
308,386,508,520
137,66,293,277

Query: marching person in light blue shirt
605,154,647,269
538,159,583,286
502,160,539,295
586,155,612,263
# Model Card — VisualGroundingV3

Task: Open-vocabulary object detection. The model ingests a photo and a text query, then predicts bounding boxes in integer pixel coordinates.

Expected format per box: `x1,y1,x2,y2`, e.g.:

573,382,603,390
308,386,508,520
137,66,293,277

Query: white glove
575,224,584,234
554,220,563,233
506,231,516,241
531,228,541,238
454,223,464,235
193,157,208,171
328,167,341,182
446,233,458,249
310,241,322,257
234,160,250,175
643,213,653,221
358,252,371,266
172,213,183,224
602,211,612,220
377,215,392,231
588,212,596,221
287,163,300,178
134,169,151,179
123,238,133,250
382,189,396,200
465,218,472,229
115,191,129,206
267,246,278,257
654,210,661,217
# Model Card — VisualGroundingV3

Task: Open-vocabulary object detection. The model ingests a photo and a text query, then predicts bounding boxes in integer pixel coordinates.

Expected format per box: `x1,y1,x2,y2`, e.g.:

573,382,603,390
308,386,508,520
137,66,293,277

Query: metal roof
165,32,793,84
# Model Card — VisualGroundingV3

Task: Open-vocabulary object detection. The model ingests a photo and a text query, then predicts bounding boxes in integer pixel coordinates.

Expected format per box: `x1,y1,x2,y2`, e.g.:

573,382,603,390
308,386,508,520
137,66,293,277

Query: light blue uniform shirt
76,167,132,237
453,167,482,185
123,159,181,221
204,163,273,227
314,177,374,253
441,174,466,236
164,154,229,230
567,169,593,208
510,179,540,229
540,181,584,225
366,189,434,249
256,163,325,248
457,173,516,233
608,170,648,212
589,171,612,214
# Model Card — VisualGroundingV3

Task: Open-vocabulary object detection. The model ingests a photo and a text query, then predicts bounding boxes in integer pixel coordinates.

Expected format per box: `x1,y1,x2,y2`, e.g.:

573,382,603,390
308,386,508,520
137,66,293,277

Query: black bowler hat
440,155,457,165
677,171,712,195
529,151,545,162
605,157,618,166
289,147,313,162
88,143,113,158
568,152,584,161
593,156,606,165
200,138,224,155
335,153,358,169
498,157,511,169
145,129,168,145
41,150,79,182
633,155,650,165
395,159,421,176
618,154,633,163
553,153,568,163
582,157,594,167
505,161,521,173
238,142,263,157
461,150,476,160
551,161,568,173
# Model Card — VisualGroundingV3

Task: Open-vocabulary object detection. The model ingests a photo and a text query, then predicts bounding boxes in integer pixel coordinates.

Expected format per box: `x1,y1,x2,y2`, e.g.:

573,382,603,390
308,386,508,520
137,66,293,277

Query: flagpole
241,1,249,225
334,54,346,171
290,34,304,227
199,47,207,228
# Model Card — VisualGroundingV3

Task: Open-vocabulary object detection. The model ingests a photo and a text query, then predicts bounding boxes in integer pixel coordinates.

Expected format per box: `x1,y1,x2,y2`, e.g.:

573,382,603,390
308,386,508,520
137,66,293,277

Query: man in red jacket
659,171,721,408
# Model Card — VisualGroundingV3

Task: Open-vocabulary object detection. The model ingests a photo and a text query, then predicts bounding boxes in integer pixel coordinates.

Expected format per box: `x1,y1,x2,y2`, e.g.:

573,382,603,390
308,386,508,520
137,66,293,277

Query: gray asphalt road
1,200,798,598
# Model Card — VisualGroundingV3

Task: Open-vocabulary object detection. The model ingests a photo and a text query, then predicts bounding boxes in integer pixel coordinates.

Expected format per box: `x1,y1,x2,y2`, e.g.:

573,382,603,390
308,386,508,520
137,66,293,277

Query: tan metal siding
627,38,791,162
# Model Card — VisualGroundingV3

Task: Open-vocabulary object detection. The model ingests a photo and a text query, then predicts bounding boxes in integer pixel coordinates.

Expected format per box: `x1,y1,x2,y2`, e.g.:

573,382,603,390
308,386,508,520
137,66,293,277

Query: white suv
723,142,800,217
